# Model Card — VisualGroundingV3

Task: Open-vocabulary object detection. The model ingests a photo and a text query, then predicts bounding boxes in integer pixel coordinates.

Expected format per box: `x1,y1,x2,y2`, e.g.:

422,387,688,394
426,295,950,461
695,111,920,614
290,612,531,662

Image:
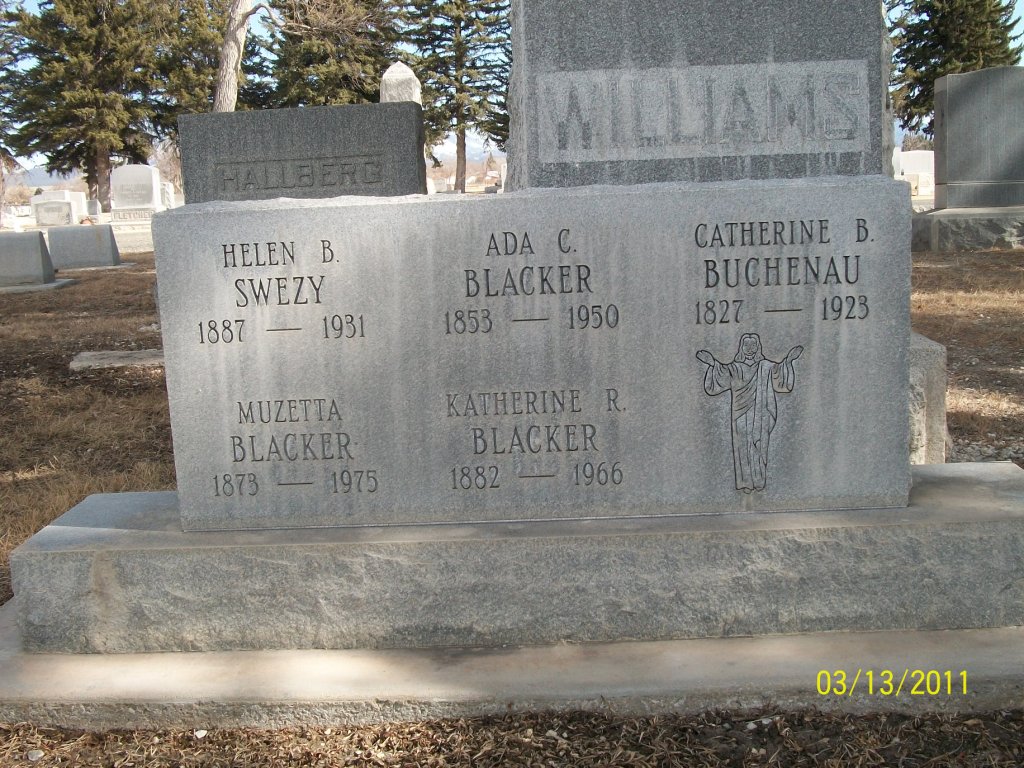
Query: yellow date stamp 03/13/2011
817,670,969,698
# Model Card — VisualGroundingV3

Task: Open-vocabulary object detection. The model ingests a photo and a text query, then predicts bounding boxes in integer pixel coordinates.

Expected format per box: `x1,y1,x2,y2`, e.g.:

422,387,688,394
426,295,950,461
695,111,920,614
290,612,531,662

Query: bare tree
212,0,390,112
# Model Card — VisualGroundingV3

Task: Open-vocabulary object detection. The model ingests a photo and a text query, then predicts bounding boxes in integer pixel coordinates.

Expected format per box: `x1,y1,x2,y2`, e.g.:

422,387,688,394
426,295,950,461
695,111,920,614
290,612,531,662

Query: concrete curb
0,600,1021,729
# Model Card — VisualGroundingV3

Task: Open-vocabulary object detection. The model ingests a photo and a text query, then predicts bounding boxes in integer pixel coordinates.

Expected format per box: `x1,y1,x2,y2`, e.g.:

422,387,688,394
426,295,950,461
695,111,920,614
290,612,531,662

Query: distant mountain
9,166,79,189
432,131,505,164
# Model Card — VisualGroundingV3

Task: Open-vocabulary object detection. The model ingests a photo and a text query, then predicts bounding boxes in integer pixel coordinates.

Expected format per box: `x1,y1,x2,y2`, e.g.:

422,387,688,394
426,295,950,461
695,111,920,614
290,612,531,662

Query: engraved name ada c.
696,333,803,493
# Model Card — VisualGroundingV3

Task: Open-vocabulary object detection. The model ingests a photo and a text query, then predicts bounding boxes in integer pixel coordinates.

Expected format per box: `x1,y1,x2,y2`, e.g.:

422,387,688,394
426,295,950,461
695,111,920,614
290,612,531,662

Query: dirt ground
0,249,1022,764
2,710,1024,767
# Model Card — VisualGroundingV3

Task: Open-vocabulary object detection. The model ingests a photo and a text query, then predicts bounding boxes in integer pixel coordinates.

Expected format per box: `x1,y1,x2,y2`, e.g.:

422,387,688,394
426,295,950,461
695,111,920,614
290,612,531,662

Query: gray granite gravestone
47,225,121,269
154,177,910,532
0,232,56,286
934,67,1024,208
507,0,892,190
178,103,428,204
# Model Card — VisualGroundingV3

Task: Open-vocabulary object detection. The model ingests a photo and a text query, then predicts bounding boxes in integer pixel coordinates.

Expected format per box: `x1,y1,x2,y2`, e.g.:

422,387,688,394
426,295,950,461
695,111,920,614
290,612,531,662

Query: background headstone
0,231,56,286
934,66,1024,208
47,225,121,269
178,103,428,204
110,165,164,222
32,200,73,227
31,190,87,225
380,62,422,105
896,150,935,197
507,0,892,190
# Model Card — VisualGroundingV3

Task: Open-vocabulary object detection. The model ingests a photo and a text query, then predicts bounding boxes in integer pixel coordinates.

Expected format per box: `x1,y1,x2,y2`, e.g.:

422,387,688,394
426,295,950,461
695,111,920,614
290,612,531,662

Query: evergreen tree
213,0,396,111
402,0,507,191
476,0,509,151
891,0,1022,134
156,0,270,135
266,0,401,107
7,0,174,209
0,0,22,226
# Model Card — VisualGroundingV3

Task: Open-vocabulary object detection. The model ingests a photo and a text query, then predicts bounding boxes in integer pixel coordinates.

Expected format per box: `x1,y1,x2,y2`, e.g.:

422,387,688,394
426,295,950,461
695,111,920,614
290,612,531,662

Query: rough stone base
11,464,1024,655
0,600,1020,729
910,333,948,464
912,207,1024,251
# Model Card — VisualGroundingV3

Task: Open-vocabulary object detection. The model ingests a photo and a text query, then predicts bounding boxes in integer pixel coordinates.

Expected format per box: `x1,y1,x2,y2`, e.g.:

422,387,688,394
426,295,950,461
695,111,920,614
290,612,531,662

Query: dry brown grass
911,251,1024,445
1,710,1023,766
0,255,174,603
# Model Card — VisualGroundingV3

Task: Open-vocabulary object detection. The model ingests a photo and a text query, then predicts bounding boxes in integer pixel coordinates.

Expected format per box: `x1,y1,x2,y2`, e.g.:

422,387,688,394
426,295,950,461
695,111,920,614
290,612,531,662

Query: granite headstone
154,176,910,532
32,201,73,227
178,103,428,204
934,67,1024,208
0,232,56,286
507,0,892,190
31,191,87,224
47,225,121,269
111,165,164,209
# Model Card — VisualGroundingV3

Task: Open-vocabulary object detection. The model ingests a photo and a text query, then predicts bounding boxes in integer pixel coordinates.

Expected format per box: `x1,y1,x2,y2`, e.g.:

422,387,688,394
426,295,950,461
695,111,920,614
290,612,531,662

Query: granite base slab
0,278,76,294
0,600,1020,728
11,463,1024,655
912,206,1024,252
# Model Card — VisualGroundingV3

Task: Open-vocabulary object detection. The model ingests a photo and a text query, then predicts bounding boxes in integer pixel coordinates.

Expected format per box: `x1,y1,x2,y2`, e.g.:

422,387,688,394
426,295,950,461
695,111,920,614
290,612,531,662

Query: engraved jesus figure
696,334,803,493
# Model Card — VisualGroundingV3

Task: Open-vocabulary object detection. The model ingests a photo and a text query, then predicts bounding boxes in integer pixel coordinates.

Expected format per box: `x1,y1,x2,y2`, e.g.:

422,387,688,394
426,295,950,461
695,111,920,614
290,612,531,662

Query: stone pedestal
11,463,1024,654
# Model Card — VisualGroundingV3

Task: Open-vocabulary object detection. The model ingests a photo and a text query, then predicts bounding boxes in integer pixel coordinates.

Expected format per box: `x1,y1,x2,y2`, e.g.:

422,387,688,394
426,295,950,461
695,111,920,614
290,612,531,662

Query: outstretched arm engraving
695,349,717,367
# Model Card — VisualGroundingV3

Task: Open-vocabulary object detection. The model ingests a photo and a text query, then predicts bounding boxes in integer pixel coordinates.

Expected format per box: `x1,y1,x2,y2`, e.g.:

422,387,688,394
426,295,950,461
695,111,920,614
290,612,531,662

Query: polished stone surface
47,225,121,270
934,67,1024,208
0,232,56,286
178,103,428,203
507,0,891,190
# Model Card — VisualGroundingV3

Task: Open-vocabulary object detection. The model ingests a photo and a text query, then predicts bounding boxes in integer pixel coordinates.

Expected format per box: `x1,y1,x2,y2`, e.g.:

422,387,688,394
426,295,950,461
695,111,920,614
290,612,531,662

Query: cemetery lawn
0,249,1021,763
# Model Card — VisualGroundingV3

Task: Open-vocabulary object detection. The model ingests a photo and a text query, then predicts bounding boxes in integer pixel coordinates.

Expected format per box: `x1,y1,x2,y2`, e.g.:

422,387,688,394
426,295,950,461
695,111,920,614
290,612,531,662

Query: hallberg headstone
934,66,1024,208
0,232,56,286
47,225,121,269
178,102,428,204
506,0,892,190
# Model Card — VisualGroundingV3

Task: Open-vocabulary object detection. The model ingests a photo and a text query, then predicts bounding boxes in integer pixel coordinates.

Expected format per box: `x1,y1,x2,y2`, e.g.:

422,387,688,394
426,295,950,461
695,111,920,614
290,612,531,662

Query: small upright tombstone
111,165,164,222
31,190,87,226
47,224,121,270
380,62,422,105
32,200,73,227
507,0,892,190
934,66,1024,208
